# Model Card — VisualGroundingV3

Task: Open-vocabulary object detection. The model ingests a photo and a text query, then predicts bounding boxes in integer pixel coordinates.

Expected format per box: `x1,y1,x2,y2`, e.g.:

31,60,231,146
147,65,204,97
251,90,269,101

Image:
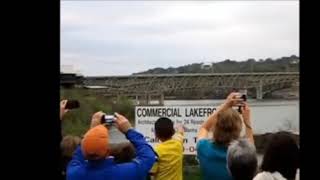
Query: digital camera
101,115,115,126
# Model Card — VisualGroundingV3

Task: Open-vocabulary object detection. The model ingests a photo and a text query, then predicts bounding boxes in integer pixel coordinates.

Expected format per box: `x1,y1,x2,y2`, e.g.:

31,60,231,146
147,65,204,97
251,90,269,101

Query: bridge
81,72,299,103
60,73,84,88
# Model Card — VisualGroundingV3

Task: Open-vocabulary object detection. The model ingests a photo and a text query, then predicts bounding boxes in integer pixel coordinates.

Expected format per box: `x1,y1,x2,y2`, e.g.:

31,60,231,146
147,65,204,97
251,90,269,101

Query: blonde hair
214,108,242,146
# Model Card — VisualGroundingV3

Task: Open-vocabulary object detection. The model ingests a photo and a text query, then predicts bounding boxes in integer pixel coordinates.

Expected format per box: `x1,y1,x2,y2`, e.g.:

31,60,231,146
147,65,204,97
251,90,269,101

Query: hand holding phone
65,100,80,109
238,90,247,113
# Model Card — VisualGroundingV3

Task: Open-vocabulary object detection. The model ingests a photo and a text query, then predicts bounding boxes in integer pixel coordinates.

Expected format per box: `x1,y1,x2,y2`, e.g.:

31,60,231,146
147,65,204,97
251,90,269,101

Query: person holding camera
60,99,80,120
66,111,157,180
196,92,254,180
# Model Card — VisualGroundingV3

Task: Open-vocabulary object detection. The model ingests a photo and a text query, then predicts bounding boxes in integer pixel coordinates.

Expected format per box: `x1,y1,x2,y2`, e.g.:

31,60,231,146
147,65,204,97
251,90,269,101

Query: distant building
290,59,299,64
201,62,214,72
61,65,84,88
201,63,213,70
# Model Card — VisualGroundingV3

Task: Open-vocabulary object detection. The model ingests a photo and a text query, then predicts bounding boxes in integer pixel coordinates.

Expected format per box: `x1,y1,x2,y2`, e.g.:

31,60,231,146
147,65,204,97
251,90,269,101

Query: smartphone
101,115,115,126
238,89,247,101
238,89,247,113
65,100,80,109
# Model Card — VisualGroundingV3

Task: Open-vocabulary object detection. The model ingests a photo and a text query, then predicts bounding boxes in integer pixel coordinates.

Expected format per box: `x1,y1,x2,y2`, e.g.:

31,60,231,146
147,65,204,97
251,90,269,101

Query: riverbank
165,85,299,100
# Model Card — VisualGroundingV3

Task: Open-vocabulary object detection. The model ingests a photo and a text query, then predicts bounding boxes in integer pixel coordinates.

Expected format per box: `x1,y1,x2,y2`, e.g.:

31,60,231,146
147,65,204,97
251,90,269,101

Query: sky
61,1,299,76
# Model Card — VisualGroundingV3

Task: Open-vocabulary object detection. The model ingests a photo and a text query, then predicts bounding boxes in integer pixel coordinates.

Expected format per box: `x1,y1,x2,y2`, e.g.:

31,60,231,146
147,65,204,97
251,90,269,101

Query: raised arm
114,113,157,179
60,100,69,120
241,103,254,144
173,124,185,143
197,92,243,140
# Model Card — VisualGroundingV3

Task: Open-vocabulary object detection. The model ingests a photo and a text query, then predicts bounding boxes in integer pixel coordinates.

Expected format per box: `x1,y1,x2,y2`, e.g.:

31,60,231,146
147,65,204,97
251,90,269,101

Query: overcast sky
61,1,299,76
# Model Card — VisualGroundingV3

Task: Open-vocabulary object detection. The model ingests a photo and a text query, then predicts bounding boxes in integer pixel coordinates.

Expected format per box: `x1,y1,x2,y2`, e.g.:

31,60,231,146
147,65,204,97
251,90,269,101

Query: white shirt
253,171,287,180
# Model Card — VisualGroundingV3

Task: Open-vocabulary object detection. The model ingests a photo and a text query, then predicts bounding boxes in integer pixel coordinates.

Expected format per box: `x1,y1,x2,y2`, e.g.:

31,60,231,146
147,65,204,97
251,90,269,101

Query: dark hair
155,117,175,140
261,131,299,179
110,142,136,163
227,139,258,180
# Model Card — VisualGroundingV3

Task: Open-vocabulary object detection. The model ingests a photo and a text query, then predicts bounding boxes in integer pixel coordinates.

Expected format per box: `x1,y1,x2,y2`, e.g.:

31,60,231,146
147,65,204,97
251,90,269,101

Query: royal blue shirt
196,139,232,180
67,129,156,180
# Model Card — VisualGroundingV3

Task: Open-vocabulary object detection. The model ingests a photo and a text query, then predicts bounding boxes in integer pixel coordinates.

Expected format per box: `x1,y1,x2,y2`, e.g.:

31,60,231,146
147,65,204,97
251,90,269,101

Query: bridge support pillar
159,94,164,105
147,94,151,105
256,80,263,100
135,95,139,105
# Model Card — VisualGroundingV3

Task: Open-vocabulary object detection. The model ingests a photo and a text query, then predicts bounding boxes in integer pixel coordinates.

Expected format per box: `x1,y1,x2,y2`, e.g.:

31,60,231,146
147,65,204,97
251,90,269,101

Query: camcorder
65,100,80,109
101,114,116,126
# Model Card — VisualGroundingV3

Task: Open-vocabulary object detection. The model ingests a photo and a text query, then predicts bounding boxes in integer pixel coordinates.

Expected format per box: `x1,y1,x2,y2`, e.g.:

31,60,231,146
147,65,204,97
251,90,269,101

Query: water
163,99,299,134
108,99,299,143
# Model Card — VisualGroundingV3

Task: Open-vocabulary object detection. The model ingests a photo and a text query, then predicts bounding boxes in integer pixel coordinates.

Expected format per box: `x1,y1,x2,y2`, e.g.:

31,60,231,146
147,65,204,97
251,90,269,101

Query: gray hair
227,139,258,180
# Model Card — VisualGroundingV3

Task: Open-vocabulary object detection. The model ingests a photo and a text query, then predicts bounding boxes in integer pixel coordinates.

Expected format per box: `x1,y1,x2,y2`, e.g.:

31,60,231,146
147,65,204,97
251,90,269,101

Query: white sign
135,106,216,155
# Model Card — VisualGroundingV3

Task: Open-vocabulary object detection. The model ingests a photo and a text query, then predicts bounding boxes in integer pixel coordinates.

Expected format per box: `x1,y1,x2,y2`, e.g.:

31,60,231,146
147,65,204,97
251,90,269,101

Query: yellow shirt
150,132,184,180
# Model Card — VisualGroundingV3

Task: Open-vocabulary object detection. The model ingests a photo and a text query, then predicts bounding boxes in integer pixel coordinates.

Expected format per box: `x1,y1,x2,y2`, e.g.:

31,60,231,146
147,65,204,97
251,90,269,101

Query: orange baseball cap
81,125,110,160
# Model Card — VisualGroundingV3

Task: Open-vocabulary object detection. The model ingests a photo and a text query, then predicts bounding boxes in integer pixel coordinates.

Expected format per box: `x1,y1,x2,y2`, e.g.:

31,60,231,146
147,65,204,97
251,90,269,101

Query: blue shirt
67,129,157,180
196,139,232,180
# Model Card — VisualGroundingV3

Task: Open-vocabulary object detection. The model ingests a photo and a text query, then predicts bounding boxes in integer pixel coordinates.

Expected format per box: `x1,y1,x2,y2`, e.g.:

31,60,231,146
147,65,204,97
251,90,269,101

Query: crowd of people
60,92,299,180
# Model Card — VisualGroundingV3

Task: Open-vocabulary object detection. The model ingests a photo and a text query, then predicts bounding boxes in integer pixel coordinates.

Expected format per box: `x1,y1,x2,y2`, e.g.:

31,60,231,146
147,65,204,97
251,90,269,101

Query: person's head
61,135,82,176
227,139,258,180
110,142,136,163
61,135,82,158
260,131,299,180
154,117,175,141
81,125,110,160
214,108,242,146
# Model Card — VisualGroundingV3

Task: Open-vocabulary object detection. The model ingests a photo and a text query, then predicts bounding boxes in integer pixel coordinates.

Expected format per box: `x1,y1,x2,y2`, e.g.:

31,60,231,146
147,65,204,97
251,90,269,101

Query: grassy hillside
60,88,134,136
